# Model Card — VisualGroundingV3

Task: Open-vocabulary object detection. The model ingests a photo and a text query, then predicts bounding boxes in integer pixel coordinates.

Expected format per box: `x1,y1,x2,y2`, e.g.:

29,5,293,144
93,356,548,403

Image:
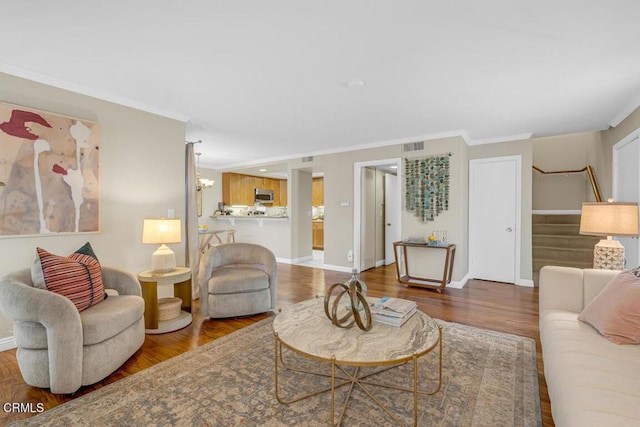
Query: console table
393,241,456,293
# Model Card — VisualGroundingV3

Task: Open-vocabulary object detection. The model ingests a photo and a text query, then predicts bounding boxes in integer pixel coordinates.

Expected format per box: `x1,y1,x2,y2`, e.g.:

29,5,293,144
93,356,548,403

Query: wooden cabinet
222,172,287,206
312,221,324,250
278,179,288,207
312,177,324,206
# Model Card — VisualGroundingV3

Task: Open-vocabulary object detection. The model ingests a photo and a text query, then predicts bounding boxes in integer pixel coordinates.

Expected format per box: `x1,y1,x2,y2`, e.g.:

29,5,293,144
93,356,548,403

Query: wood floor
0,263,553,426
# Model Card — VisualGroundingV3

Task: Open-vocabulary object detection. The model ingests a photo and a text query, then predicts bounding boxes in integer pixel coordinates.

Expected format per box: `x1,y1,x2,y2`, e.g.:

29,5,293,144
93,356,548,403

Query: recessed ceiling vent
302,156,314,162
403,142,424,152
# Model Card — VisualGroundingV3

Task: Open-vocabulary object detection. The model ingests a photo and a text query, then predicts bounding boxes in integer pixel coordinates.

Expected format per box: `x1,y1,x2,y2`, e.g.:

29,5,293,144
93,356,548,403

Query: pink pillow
578,272,640,344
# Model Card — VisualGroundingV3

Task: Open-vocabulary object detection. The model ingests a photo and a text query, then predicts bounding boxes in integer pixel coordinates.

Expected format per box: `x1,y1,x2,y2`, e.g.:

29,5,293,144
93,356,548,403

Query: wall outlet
347,250,353,262
167,209,175,218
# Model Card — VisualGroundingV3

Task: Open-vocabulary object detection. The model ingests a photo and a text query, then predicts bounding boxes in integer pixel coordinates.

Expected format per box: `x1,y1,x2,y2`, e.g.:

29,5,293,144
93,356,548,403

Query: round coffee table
273,297,443,426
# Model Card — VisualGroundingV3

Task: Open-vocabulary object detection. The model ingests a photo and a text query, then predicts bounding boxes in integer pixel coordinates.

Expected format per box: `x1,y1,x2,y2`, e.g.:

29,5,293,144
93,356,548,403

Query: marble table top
273,297,440,365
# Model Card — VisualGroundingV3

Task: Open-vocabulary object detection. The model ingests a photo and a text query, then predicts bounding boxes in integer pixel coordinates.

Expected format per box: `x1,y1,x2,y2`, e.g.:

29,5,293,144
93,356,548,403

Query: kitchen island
211,214,288,227
209,214,292,262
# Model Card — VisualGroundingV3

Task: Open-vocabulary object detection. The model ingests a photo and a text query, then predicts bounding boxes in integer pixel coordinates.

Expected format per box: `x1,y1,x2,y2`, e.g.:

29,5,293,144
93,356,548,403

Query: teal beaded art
404,155,450,222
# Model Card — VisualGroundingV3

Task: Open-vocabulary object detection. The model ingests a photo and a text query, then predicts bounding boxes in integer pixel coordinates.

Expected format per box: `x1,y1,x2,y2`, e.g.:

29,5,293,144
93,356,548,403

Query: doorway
468,156,522,283
354,158,402,272
613,131,640,268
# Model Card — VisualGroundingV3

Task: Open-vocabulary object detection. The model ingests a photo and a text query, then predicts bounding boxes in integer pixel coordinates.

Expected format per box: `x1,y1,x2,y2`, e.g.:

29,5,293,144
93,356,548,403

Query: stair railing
532,165,602,202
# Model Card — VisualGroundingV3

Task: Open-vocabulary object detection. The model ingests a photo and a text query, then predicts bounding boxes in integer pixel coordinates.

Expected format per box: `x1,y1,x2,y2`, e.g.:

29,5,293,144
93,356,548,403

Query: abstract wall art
404,154,450,222
0,102,100,236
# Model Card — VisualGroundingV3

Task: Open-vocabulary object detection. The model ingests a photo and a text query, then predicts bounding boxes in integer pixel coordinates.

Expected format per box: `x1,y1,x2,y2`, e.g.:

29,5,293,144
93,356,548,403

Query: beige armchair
199,243,277,318
0,267,145,394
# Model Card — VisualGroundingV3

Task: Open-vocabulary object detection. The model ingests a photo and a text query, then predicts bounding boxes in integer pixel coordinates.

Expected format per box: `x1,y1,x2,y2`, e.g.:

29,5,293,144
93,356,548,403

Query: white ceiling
2,1,640,169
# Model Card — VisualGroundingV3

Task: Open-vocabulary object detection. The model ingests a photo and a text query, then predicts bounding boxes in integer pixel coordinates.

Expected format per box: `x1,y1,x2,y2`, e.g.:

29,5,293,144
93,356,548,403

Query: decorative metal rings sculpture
323,282,372,331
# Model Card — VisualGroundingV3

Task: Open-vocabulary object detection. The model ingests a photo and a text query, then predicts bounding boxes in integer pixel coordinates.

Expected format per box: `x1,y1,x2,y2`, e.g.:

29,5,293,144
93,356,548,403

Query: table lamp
579,201,639,270
142,218,182,273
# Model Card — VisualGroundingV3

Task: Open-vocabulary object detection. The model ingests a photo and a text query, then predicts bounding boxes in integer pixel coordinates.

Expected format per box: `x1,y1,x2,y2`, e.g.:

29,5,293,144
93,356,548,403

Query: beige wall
532,131,602,210
197,168,223,223
300,145,402,270
290,169,312,260
0,73,186,340
283,137,472,281
402,137,469,282
468,138,533,282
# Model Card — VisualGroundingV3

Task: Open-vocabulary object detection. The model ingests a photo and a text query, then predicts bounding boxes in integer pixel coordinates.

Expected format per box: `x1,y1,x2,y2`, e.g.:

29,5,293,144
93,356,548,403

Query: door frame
354,158,402,272
612,127,640,267
384,173,400,265
468,155,524,285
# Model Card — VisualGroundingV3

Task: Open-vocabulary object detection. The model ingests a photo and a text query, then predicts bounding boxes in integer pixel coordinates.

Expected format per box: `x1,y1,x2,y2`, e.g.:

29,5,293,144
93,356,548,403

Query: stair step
533,258,593,272
532,223,581,235
533,246,593,263
532,234,599,249
532,214,581,225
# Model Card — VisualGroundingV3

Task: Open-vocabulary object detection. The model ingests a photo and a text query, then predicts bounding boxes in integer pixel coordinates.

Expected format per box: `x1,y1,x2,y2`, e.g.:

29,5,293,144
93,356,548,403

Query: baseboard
0,336,16,352
532,210,581,215
447,273,470,289
322,264,353,273
516,278,535,287
375,260,386,268
289,256,313,264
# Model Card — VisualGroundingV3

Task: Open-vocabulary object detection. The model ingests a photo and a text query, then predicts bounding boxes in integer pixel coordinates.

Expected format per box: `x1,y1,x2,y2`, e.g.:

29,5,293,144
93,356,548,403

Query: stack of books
370,297,417,327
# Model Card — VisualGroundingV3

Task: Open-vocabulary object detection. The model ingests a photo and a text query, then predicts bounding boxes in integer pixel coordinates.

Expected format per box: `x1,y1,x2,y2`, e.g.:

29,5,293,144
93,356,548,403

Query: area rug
12,318,541,426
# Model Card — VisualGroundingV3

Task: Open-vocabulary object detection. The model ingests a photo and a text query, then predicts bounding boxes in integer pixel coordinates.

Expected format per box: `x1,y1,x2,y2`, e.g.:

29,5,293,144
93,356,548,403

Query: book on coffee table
370,297,418,327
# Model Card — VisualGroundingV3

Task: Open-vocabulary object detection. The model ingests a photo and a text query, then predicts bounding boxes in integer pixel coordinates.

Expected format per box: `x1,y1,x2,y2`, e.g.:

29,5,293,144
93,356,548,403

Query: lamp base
593,239,625,270
151,244,176,273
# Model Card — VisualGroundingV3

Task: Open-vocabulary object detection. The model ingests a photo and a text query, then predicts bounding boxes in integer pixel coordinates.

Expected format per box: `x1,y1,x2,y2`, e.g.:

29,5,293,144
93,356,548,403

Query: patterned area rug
12,318,541,426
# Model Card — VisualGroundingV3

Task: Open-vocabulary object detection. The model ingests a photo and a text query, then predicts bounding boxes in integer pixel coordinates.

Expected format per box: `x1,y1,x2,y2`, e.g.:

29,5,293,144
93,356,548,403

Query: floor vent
302,156,314,162
403,141,424,152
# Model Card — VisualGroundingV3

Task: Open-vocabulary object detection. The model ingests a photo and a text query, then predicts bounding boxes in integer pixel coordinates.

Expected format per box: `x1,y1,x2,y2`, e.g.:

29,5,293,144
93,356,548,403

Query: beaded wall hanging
404,154,450,222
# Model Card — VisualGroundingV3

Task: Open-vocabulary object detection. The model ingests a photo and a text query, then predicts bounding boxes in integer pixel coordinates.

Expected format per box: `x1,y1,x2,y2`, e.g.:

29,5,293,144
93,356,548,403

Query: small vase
344,268,367,311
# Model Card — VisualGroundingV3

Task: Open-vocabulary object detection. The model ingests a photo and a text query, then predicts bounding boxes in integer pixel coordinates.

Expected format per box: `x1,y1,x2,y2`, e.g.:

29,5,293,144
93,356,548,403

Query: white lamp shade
142,218,181,273
580,202,639,237
142,218,182,244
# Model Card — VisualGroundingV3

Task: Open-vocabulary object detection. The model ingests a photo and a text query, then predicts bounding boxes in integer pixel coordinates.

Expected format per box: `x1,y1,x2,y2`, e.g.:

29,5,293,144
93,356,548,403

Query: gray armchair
0,266,145,394
199,243,277,318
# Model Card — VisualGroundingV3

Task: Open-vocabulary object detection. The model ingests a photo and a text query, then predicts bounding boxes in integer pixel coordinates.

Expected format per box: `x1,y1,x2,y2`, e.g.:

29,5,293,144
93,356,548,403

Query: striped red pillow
32,243,105,311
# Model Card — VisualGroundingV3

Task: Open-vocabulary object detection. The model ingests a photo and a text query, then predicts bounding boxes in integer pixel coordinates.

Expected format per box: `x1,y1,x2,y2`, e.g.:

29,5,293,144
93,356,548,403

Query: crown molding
0,63,190,122
468,132,533,146
213,130,471,170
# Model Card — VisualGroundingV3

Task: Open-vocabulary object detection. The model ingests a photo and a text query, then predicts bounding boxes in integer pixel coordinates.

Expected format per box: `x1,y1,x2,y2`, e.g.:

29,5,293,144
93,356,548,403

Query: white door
613,135,640,268
469,156,520,283
360,167,376,271
384,173,400,265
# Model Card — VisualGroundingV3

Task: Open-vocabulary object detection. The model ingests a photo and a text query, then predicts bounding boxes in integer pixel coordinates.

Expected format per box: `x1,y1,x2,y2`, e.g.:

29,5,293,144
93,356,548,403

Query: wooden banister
532,164,602,202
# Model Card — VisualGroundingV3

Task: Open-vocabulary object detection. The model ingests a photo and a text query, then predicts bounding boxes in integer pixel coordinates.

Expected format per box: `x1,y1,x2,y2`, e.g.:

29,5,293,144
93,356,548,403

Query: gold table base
274,325,443,427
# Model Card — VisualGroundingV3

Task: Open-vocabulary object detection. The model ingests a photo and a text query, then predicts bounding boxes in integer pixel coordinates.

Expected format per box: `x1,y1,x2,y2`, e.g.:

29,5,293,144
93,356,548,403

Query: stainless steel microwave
255,188,274,203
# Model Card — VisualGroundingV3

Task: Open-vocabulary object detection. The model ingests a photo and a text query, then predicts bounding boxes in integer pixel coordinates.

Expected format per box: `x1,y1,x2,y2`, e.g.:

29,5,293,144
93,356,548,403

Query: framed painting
0,102,100,236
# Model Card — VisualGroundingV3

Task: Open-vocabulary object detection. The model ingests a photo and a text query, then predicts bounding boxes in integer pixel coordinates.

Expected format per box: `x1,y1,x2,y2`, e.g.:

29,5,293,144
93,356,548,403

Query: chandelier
196,152,214,191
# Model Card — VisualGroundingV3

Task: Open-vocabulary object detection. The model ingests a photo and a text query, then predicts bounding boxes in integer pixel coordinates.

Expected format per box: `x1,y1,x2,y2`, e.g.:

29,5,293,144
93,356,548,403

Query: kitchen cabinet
312,221,324,250
279,179,288,207
222,172,287,206
312,177,324,206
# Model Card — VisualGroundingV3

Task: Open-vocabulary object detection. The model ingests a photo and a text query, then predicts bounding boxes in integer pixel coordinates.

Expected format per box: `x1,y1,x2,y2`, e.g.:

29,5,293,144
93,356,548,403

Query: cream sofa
539,266,640,426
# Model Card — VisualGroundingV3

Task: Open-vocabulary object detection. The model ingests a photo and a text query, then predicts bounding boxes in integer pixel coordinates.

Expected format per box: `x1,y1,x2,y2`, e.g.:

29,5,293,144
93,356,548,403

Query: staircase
532,214,599,283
